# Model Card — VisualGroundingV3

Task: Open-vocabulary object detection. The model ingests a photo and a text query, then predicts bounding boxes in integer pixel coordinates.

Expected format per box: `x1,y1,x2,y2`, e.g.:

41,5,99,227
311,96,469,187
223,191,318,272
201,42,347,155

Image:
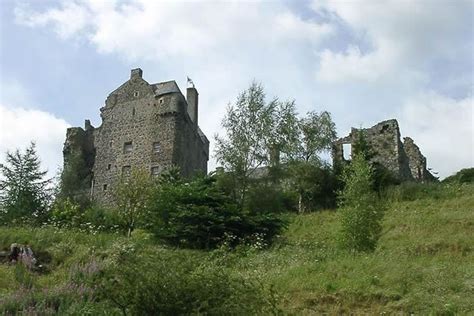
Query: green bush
69,240,273,315
246,181,296,213
338,154,386,252
442,167,474,184
49,198,121,233
148,174,286,249
384,182,462,202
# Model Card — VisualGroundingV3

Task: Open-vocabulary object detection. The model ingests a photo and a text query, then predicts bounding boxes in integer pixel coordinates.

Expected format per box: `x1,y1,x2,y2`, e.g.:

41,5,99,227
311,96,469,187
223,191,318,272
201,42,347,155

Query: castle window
103,184,108,191
109,140,114,148
159,98,164,104
122,165,131,176
342,143,352,160
153,142,161,153
132,107,136,116
107,164,111,170
151,166,161,177
123,142,133,153
133,91,139,97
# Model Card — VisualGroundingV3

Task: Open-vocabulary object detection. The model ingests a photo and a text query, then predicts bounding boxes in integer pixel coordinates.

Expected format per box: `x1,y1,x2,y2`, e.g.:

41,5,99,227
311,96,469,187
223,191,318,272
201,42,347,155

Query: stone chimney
130,68,143,79
187,87,198,126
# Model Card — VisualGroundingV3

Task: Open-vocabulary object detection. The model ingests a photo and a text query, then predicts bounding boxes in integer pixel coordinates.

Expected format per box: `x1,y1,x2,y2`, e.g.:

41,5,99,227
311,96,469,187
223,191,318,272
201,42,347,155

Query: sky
0,0,472,180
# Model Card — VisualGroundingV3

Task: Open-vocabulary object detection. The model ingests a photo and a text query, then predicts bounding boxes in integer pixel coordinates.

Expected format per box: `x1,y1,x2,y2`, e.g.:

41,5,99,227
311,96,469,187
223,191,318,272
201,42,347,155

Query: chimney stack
130,68,143,79
187,87,198,126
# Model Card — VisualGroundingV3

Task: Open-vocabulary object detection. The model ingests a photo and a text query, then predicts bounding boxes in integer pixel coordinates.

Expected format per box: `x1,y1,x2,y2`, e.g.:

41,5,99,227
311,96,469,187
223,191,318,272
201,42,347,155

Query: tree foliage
148,172,286,249
215,82,337,212
286,111,337,212
295,111,337,163
114,168,154,237
214,82,276,207
0,142,51,225
338,153,386,252
58,150,92,209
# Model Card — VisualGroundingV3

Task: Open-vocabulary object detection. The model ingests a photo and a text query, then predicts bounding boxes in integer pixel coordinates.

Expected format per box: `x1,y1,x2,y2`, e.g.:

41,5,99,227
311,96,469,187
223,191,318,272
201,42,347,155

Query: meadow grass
0,183,472,314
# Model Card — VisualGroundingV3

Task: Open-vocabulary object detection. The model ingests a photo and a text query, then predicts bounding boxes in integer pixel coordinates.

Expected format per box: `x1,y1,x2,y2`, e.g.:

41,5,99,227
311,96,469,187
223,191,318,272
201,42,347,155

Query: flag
187,76,194,87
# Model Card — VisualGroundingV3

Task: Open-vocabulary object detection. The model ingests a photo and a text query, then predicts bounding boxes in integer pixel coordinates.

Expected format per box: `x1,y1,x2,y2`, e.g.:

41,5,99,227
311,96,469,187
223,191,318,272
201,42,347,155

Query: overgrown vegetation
442,167,474,184
338,154,386,252
1,183,472,314
0,82,471,314
0,142,51,225
148,172,286,249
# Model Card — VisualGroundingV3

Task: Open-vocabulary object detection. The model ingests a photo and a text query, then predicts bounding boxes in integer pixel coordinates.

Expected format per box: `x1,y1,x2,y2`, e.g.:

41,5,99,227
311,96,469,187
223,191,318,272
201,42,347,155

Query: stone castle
332,119,436,182
63,68,209,206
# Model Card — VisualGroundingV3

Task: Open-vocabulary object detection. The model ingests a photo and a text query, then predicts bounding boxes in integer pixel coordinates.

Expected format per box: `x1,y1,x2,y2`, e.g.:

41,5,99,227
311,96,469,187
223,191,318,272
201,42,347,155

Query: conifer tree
0,142,51,224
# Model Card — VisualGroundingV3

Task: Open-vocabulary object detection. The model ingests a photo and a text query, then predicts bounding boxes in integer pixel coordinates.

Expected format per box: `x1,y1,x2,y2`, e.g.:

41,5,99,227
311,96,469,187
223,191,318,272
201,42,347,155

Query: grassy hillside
1,183,473,314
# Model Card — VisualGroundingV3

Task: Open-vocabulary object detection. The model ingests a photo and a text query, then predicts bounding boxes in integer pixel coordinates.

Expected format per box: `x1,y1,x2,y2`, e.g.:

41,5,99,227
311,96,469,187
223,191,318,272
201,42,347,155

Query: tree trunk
298,193,303,214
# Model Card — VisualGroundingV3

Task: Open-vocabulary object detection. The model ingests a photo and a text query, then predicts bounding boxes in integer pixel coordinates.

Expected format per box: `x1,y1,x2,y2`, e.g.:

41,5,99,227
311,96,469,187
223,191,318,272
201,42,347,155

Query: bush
148,174,286,249
49,198,121,233
442,168,474,184
82,240,273,315
246,181,296,213
338,154,386,252
384,182,462,202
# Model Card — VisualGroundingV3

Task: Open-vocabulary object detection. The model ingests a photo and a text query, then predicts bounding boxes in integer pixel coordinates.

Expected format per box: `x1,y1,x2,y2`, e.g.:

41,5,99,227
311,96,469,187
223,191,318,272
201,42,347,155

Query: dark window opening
122,165,131,176
107,164,111,170
159,98,164,104
103,184,108,191
123,142,133,153
151,166,161,177
132,107,136,116
153,142,161,153
133,91,139,97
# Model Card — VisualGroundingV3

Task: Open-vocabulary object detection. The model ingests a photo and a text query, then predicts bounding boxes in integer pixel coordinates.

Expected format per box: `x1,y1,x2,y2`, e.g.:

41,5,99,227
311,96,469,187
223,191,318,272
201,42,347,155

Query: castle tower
62,68,209,207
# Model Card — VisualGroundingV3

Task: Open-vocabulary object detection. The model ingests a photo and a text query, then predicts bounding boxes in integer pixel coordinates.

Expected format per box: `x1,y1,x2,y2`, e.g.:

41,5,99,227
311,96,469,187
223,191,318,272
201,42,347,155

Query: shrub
442,168,474,184
50,198,121,233
384,181,462,202
246,181,296,213
88,240,273,315
338,154,386,252
148,174,286,249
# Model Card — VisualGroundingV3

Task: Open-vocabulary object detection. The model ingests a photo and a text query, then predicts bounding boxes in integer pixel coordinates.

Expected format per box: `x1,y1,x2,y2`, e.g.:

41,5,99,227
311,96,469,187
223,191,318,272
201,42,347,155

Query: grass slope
233,184,474,314
1,184,473,314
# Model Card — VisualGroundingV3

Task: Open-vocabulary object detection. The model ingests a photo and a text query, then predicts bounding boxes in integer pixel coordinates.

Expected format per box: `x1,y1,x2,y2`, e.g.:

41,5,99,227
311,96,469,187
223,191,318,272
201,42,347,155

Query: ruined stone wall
62,123,95,196
403,137,436,182
333,119,434,182
63,69,209,207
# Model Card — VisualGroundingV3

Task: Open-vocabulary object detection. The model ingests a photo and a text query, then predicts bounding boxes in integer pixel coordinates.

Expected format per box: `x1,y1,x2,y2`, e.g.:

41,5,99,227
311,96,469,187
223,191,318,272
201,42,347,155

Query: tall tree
0,142,51,224
214,82,275,208
287,111,337,213
114,168,153,237
338,153,386,252
297,111,337,163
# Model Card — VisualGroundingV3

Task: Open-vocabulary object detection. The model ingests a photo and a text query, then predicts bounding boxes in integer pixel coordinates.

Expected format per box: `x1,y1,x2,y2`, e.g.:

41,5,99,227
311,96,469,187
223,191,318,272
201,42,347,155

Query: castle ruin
63,68,209,206
332,119,436,182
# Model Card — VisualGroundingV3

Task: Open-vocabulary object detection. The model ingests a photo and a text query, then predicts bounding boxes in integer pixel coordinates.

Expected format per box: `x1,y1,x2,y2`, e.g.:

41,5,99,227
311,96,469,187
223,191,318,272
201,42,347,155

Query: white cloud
0,104,70,180
11,0,473,179
15,0,333,61
399,93,473,179
314,0,472,84
15,2,90,39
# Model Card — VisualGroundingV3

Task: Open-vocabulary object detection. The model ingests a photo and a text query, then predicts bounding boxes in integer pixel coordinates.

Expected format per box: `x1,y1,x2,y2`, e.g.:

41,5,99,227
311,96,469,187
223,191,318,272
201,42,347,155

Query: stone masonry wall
63,69,209,207
403,137,436,182
333,119,434,182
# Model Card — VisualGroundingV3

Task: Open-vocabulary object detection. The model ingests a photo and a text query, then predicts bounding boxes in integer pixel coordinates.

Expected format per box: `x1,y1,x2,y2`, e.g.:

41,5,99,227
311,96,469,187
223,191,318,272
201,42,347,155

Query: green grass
1,183,473,314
